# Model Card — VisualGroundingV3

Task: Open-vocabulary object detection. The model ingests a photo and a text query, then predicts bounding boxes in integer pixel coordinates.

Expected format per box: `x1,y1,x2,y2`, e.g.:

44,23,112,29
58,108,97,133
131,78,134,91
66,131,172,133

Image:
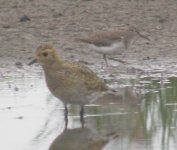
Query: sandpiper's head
129,26,139,33
28,45,58,65
129,27,142,37
129,26,149,40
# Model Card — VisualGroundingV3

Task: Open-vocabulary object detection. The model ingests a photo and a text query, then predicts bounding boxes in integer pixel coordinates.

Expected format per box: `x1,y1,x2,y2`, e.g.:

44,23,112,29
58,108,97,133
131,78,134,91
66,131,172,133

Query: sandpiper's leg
103,54,108,66
64,104,68,129
109,57,127,64
80,105,85,128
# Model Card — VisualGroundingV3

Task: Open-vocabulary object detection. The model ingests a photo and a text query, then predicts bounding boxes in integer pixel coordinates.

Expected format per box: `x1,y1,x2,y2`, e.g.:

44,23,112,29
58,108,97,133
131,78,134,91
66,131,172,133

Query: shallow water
0,65,177,150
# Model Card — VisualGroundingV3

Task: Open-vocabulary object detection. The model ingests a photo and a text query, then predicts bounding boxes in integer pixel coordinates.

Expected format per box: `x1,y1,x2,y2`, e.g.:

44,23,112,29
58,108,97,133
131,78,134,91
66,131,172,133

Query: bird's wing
76,31,123,47
60,61,108,92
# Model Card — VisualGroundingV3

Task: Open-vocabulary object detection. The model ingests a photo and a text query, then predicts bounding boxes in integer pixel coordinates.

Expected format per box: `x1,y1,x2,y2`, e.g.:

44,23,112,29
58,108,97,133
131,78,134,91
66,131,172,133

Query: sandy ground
1,0,177,74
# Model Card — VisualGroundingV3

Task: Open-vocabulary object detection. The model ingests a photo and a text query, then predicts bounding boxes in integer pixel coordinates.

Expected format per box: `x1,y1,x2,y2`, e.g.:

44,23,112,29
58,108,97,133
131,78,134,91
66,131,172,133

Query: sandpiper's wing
58,61,108,92
76,31,124,47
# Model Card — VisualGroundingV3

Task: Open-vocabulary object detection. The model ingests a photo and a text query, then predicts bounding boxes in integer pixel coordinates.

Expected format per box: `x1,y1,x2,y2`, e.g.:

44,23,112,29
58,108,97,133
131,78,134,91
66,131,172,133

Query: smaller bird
28,45,122,128
76,27,149,66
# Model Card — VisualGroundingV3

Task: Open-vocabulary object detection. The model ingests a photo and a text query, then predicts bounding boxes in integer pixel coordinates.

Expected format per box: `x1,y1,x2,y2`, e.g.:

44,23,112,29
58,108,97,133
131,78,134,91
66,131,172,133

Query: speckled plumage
34,45,108,105
29,45,122,127
43,59,108,105
29,45,124,127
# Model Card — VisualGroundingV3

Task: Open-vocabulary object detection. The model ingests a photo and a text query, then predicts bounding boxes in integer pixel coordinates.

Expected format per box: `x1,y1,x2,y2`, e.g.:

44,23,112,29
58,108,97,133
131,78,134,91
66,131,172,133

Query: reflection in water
48,87,141,150
49,127,116,150
1,67,177,150
58,75,177,150
139,77,177,150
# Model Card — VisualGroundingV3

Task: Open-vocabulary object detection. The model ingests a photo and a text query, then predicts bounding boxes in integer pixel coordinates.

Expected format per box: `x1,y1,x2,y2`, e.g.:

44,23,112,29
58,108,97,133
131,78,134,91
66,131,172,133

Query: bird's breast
89,42,125,55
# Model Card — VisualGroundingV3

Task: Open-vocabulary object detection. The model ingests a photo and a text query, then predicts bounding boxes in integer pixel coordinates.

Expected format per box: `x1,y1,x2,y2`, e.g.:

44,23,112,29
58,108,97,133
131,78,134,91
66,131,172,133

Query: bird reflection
49,127,116,150
92,86,140,106
33,86,139,141
65,87,139,129
49,87,138,150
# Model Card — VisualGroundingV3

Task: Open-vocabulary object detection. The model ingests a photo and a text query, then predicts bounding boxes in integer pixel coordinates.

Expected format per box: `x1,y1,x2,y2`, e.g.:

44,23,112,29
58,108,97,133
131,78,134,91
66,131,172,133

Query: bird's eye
42,52,48,57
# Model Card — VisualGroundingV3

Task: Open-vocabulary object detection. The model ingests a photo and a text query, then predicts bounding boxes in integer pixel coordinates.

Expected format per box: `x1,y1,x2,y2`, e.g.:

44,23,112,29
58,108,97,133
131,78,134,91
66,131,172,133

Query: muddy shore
0,0,177,74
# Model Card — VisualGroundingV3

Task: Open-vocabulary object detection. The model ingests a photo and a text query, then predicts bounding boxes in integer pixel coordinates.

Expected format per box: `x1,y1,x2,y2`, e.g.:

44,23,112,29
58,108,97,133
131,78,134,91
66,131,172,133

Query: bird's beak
137,31,150,40
28,59,37,65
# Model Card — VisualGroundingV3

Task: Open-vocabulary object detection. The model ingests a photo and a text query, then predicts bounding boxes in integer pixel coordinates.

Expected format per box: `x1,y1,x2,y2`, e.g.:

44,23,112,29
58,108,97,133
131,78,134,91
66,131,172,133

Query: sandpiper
28,45,121,127
76,27,149,66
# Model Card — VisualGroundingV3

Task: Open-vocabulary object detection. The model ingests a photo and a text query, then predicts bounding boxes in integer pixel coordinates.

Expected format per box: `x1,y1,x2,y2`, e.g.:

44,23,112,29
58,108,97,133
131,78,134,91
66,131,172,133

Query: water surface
0,65,177,150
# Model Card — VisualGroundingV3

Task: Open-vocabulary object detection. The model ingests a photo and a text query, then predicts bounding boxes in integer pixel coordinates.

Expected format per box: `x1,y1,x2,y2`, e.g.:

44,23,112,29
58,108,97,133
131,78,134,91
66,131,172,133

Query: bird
75,27,149,66
28,45,122,128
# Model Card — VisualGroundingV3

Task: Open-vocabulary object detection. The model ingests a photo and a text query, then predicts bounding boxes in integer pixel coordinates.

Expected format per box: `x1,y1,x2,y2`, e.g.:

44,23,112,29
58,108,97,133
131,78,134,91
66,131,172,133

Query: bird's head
129,26,150,40
28,45,59,66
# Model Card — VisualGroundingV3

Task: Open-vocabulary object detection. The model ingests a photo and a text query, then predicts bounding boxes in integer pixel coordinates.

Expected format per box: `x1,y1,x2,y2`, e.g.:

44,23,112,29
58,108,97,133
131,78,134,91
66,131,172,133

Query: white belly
89,42,125,55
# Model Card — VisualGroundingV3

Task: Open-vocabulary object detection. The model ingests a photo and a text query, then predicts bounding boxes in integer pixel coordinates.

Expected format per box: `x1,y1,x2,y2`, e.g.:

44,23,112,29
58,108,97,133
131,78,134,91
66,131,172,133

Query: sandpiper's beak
137,31,150,40
28,59,37,65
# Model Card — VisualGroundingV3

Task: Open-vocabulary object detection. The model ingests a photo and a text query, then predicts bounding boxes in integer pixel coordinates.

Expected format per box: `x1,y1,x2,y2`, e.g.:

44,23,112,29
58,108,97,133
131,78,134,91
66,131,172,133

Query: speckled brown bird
76,27,149,66
28,45,120,127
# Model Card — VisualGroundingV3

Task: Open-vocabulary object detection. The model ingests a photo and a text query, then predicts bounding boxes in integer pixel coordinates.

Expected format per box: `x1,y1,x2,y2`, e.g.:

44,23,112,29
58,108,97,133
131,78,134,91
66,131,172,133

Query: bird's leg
109,57,128,64
103,54,108,67
64,104,68,129
80,105,85,128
